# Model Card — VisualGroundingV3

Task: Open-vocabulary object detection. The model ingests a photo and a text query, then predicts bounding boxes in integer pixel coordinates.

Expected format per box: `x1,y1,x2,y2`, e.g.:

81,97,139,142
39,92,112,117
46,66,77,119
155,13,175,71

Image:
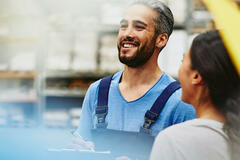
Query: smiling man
75,0,195,159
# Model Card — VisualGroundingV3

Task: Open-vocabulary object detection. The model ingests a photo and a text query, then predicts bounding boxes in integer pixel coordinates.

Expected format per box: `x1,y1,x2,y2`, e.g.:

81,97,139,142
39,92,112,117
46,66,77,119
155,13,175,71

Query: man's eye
120,24,128,28
136,26,145,30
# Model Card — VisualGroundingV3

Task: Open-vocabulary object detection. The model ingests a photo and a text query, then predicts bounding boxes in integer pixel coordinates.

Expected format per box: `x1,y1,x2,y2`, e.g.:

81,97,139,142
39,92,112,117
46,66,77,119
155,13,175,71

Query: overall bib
91,75,180,160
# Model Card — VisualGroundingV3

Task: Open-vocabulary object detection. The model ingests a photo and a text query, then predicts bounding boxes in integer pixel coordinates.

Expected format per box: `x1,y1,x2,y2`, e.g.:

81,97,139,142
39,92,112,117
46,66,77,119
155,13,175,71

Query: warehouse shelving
0,72,39,127
0,71,36,78
43,89,86,97
44,70,117,79
0,0,214,129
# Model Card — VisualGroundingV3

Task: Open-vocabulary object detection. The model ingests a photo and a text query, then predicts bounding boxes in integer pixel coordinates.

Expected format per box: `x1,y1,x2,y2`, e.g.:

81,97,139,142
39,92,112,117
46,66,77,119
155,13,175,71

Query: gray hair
132,0,174,37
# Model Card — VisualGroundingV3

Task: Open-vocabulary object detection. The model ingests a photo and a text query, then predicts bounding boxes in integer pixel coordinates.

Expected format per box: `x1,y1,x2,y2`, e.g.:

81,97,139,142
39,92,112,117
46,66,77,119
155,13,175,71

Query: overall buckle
96,106,108,128
140,110,159,134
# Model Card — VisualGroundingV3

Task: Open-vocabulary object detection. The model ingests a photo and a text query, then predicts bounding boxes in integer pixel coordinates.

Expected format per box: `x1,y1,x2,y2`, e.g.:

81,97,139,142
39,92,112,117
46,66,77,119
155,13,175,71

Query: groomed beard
117,39,156,68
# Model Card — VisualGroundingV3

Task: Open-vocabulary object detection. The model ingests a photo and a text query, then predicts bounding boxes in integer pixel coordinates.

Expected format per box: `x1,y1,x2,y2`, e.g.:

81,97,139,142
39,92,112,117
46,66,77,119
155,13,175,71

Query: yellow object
203,0,240,76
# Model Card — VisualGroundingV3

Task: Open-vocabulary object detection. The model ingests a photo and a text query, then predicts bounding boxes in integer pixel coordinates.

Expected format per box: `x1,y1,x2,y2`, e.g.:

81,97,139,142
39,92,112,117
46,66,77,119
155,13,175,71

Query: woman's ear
192,71,204,85
156,33,168,49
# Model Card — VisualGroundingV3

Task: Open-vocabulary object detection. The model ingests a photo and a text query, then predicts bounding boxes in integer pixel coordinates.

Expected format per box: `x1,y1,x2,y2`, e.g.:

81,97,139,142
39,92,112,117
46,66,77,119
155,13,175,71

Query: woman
150,30,240,160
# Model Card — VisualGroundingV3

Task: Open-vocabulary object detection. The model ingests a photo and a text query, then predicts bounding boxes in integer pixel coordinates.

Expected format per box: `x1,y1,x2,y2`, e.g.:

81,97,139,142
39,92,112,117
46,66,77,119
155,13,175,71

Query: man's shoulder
87,71,122,93
154,73,183,108
172,97,196,118
161,80,196,120
87,79,101,94
156,73,178,92
160,72,176,83
157,73,194,108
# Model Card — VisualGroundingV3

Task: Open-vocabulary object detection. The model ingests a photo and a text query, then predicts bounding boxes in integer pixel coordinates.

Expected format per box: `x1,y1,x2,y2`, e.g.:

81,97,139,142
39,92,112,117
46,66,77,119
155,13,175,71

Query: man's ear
192,71,204,85
156,33,168,49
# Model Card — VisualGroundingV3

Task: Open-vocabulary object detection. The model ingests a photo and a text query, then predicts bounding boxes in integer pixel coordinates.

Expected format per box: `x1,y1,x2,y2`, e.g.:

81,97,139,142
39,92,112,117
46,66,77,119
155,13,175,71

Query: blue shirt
76,71,196,141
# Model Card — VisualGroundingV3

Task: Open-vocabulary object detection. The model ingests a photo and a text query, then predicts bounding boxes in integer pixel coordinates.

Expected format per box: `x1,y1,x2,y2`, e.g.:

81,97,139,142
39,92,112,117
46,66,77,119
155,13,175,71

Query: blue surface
0,127,112,160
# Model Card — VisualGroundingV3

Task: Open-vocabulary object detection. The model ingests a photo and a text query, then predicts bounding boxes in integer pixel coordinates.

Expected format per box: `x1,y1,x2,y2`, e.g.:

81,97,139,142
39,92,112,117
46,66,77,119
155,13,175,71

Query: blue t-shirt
76,71,196,141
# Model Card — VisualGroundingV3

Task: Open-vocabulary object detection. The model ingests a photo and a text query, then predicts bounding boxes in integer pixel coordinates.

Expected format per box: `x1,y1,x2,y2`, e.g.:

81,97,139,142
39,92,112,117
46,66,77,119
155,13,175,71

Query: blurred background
0,0,214,129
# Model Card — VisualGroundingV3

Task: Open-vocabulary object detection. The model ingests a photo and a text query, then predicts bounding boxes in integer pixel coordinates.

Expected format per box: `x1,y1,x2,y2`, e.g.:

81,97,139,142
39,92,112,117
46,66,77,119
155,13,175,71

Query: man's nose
123,26,134,38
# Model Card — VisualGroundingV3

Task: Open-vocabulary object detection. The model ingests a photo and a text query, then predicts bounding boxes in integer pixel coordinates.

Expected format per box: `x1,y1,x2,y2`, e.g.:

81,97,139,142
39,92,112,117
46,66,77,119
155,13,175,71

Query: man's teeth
123,44,135,48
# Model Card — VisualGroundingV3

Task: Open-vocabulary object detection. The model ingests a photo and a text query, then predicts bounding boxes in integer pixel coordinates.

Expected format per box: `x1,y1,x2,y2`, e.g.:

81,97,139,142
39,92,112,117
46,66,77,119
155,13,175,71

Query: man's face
117,4,158,68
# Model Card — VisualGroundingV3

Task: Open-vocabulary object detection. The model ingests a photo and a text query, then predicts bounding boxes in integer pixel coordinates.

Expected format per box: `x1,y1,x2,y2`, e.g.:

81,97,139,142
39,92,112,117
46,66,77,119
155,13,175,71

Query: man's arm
75,81,99,141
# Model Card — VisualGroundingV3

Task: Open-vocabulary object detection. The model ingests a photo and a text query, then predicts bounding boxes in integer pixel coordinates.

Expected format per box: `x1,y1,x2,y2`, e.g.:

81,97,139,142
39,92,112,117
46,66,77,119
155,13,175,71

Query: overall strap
96,75,113,128
140,81,181,134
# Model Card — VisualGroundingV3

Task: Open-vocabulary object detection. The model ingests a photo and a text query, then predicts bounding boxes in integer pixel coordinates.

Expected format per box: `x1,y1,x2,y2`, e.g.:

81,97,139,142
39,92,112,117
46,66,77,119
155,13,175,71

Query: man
75,0,195,158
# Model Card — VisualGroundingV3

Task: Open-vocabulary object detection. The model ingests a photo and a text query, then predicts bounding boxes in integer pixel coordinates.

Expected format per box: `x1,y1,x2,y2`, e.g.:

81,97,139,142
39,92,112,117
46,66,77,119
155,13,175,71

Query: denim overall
91,75,180,160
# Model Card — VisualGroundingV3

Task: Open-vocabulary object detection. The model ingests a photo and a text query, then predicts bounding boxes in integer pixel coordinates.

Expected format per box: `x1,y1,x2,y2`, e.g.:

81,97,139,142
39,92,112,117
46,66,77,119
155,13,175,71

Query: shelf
45,70,116,78
43,89,86,97
0,71,36,79
0,37,37,43
0,98,37,103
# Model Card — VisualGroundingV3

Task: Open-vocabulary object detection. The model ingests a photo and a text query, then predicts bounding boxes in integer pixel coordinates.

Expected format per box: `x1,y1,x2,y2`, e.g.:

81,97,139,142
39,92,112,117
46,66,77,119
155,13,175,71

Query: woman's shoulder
155,118,228,151
159,119,225,138
151,119,230,160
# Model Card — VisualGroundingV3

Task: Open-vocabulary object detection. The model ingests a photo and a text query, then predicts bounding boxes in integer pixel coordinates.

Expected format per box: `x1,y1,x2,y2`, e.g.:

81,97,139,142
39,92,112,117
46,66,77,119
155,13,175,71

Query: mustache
120,37,140,46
